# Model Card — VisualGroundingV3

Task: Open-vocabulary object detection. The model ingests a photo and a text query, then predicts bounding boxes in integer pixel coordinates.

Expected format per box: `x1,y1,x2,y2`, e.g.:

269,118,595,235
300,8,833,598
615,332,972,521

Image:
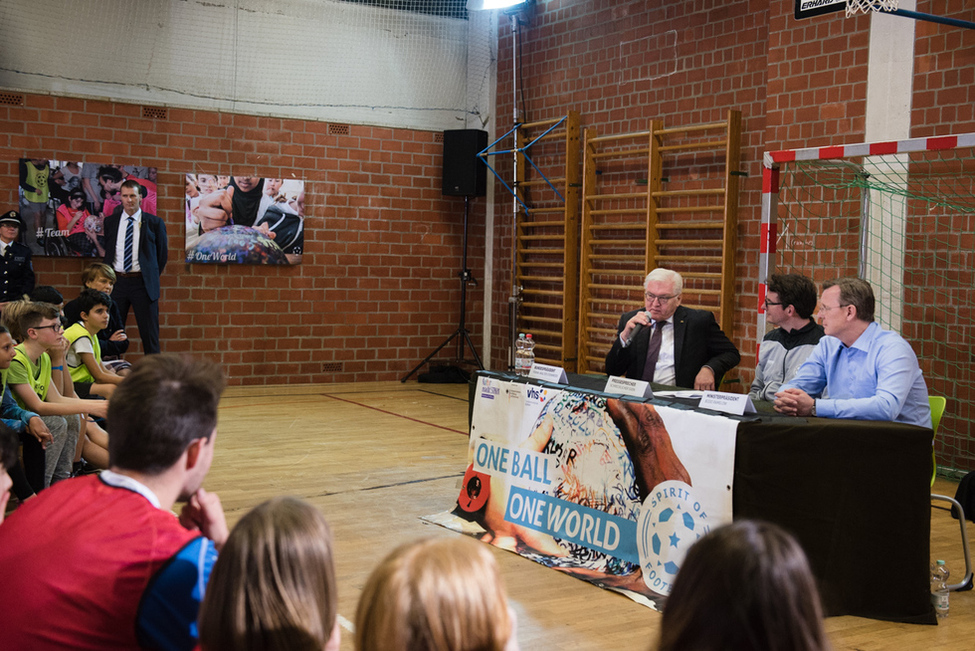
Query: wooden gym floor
211,381,973,650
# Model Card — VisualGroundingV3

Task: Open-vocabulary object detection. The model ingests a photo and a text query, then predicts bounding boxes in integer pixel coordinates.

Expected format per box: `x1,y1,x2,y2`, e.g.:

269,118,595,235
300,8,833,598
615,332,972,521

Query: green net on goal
775,146,975,475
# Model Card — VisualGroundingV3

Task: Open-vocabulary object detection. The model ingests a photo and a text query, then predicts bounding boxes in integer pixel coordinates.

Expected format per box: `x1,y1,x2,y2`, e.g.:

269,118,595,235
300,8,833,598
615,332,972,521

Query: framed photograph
18,159,157,258
185,175,305,265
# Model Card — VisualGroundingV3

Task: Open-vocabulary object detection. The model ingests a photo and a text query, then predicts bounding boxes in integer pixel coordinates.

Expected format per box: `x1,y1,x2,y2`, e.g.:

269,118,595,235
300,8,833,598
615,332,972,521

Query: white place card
604,375,654,399
527,362,568,384
698,391,757,416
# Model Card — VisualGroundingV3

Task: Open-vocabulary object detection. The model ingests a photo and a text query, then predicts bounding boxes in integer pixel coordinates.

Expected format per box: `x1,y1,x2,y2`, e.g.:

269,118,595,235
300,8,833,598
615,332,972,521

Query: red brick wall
492,0,774,378
911,1,975,136
0,93,483,385
491,0,974,396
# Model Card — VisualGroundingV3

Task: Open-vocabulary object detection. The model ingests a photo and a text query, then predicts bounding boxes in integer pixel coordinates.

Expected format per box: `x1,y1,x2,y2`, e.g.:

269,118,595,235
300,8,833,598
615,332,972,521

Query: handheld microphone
628,311,651,343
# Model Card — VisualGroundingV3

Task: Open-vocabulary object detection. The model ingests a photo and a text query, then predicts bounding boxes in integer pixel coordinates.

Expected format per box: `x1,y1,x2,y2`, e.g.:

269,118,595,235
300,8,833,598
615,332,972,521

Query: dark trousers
14,432,45,498
112,275,160,354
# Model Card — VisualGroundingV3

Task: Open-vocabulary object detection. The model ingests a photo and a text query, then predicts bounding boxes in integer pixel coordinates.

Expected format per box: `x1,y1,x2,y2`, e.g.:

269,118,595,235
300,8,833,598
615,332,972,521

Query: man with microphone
605,268,740,390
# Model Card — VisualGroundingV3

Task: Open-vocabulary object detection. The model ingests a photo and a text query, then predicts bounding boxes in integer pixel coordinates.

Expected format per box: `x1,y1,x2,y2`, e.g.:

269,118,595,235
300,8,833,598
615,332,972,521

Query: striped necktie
123,216,135,272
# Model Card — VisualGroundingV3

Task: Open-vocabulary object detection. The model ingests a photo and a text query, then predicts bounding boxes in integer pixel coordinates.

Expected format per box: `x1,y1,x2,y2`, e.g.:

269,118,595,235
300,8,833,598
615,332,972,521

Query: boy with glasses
3,301,108,486
749,273,825,402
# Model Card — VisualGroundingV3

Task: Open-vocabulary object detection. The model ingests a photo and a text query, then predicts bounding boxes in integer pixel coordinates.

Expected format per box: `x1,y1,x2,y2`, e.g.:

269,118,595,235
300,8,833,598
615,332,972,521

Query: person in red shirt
0,354,229,650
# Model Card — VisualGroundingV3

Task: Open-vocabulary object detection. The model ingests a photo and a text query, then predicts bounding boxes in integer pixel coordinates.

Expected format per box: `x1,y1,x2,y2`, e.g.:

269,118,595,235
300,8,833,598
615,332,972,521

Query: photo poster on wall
184,175,305,265
17,159,157,258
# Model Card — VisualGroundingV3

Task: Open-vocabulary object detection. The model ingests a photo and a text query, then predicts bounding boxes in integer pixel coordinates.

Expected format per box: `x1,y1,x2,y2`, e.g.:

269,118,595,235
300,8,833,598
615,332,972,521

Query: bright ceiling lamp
466,0,530,11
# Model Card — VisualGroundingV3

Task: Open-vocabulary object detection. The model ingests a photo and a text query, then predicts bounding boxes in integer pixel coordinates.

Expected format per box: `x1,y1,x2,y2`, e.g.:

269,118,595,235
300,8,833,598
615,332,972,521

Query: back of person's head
108,354,226,474
75,288,112,318
823,277,874,322
645,268,683,295
30,285,63,307
657,520,828,651
0,299,30,341
355,536,514,651
81,262,117,286
3,300,60,342
767,273,818,320
198,497,338,651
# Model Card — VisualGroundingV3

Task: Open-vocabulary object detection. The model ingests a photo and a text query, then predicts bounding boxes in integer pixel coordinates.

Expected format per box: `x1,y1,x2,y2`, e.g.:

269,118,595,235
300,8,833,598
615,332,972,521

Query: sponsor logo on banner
637,480,710,595
524,385,548,406
480,380,501,400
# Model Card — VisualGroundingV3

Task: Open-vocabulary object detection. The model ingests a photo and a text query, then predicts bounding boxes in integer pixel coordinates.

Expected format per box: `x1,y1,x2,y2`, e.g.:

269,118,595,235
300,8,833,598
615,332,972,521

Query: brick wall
492,0,773,378
491,0,974,398
0,93,483,385
911,0,975,136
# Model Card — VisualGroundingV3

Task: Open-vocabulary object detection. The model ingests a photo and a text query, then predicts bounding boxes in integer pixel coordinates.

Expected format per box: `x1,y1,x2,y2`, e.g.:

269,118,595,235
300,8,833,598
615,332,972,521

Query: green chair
930,396,946,487
929,395,973,591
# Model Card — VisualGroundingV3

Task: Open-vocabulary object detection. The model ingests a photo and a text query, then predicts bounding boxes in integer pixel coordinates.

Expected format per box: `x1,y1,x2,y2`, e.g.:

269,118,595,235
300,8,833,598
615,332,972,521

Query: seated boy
65,289,122,399
3,301,108,484
64,263,129,374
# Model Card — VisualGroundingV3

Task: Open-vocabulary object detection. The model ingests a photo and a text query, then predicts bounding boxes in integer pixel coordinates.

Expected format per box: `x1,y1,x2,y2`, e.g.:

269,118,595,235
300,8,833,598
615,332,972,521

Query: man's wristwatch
810,401,817,417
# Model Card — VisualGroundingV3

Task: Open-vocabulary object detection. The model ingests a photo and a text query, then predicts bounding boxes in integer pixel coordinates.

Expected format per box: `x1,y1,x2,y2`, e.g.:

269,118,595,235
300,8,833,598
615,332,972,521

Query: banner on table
425,376,738,610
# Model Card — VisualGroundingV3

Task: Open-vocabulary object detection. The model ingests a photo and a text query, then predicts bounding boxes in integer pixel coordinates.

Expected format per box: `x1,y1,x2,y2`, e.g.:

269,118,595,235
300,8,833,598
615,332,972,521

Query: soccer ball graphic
637,480,709,595
650,507,699,576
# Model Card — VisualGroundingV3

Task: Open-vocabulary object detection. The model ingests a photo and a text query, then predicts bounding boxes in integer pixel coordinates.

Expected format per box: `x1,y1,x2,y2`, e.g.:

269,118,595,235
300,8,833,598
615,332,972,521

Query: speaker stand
401,196,484,382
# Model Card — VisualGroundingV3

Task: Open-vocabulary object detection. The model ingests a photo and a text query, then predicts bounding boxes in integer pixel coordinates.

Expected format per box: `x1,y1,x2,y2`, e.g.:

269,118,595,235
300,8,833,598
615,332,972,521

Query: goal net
760,133,975,475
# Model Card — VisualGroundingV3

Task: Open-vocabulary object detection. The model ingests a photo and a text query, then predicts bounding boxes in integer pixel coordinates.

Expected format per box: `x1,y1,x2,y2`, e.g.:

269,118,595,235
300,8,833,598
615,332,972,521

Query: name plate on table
698,391,757,416
527,362,568,384
604,375,653,399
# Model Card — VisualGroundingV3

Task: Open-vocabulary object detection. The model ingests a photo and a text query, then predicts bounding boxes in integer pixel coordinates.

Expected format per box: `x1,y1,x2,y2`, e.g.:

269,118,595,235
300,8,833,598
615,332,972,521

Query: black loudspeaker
442,129,487,197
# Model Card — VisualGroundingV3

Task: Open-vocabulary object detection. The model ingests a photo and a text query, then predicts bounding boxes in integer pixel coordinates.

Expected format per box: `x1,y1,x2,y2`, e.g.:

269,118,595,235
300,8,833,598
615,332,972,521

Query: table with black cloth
469,370,935,624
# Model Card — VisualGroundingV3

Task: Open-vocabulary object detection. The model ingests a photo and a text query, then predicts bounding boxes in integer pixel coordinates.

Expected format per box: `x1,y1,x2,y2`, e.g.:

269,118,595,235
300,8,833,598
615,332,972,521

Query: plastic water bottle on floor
515,333,527,376
931,559,949,619
525,334,536,375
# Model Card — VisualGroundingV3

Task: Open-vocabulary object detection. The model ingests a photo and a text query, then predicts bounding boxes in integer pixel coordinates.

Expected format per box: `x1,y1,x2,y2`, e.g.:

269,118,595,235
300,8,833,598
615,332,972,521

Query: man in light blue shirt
774,277,931,428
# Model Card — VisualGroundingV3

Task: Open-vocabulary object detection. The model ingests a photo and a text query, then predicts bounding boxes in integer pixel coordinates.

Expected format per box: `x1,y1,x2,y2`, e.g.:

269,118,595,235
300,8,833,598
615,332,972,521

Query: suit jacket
604,305,741,388
0,241,34,303
103,210,168,302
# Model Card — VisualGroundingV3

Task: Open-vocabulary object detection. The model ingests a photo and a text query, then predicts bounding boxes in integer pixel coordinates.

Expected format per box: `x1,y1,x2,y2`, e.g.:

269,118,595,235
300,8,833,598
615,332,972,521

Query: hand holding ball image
186,225,289,265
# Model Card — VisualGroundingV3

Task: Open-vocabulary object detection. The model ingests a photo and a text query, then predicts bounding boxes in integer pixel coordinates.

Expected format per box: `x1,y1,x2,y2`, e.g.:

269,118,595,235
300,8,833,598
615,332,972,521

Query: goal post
760,132,975,474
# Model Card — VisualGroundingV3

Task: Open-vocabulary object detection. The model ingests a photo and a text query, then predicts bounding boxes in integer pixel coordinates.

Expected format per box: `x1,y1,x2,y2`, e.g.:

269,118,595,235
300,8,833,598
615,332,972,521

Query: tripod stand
401,195,484,382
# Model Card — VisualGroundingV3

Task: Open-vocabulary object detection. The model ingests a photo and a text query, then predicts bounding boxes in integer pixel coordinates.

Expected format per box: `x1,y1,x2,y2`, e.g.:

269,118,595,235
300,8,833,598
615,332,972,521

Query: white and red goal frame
757,131,975,352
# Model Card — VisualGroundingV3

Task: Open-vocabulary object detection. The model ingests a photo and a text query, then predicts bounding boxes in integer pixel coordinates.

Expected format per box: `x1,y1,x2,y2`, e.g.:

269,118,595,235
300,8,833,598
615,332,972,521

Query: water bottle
931,559,949,619
515,334,527,376
524,334,536,375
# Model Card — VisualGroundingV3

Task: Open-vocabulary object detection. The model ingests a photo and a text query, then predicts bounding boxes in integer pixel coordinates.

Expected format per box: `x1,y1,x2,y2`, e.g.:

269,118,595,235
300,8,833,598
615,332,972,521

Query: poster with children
17,159,157,258
184,174,306,265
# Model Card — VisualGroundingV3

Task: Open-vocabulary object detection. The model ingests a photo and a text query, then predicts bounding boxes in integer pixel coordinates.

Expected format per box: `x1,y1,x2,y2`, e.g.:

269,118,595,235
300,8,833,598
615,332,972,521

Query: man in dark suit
103,180,167,354
605,268,740,390
0,211,35,311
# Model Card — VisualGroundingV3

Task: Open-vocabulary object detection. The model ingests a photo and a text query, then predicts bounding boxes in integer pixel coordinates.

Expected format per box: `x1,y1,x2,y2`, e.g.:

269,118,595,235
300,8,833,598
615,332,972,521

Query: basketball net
846,0,899,16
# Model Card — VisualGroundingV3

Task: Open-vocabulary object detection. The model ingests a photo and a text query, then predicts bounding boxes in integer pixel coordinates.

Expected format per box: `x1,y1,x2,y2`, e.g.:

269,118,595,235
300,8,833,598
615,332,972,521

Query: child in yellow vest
3,301,108,485
65,289,123,400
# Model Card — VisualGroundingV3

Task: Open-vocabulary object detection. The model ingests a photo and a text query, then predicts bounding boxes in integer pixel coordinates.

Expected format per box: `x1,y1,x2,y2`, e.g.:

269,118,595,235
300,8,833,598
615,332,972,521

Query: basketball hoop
846,0,899,17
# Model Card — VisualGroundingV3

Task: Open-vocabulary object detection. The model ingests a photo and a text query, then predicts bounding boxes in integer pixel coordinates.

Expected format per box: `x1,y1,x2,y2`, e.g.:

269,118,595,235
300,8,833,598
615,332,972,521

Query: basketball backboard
795,0,845,19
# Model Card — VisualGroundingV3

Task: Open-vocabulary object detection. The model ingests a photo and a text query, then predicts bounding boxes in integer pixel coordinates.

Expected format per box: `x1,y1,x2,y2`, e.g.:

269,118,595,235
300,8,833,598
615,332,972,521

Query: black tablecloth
469,371,936,624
